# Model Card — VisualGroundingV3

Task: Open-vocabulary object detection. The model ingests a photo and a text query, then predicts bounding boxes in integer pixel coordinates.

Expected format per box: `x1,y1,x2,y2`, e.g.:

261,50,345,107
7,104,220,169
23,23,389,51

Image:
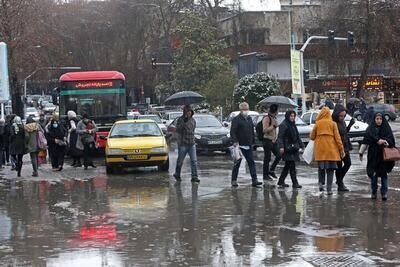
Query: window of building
248,29,265,45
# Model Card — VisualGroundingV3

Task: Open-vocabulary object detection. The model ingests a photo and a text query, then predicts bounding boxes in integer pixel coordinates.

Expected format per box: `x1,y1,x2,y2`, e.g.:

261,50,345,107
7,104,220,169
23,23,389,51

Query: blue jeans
175,144,198,179
371,174,388,195
231,148,258,182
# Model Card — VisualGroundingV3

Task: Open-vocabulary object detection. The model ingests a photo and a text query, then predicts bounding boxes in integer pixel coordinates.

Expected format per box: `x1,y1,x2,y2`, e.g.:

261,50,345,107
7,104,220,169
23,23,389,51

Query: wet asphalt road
1,123,400,266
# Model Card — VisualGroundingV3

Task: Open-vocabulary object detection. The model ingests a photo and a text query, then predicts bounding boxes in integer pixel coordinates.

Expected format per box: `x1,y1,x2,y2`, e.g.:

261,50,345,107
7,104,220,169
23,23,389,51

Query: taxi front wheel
106,165,114,174
159,158,170,172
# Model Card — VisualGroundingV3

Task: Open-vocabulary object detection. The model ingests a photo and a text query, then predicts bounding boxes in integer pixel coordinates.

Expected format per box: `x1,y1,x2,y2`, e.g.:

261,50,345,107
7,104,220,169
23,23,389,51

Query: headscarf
12,116,22,134
316,106,332,122
364,112,395,177
67,110,77,120
365,112,394,146
26,116,36,124
284,110,299,143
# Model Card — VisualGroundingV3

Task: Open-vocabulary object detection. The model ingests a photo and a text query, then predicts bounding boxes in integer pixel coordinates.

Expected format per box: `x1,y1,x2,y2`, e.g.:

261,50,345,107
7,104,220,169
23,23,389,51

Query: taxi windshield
110,122,162,138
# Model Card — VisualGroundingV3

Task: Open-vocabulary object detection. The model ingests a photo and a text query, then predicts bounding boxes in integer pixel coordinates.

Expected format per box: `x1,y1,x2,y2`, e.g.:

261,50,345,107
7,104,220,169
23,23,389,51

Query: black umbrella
348,97,360,103
258,96,298,109
165,91,205,106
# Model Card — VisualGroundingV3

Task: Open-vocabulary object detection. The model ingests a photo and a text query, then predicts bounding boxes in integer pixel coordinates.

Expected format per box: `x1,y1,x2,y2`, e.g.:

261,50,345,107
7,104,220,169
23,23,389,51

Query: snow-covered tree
233,72,280,109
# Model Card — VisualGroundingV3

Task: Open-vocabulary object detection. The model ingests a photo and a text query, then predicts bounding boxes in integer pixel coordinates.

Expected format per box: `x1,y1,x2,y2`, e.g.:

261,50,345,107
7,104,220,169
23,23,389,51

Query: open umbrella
348,97,360,103
258,96,298,109
165,91,205,106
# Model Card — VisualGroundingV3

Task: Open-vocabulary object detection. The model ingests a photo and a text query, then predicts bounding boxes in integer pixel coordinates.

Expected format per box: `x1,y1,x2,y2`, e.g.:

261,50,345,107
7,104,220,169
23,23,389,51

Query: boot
17,162,22,177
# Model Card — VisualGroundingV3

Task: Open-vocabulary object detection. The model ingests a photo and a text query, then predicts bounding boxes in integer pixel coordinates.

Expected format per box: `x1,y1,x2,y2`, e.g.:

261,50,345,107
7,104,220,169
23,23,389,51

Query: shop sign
321,79,349,88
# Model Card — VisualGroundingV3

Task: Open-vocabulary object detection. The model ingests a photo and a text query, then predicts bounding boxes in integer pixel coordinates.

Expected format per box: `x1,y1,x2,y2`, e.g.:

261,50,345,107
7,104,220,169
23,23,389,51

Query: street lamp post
23,66,81,118
299,35,349,115
23,66,81,98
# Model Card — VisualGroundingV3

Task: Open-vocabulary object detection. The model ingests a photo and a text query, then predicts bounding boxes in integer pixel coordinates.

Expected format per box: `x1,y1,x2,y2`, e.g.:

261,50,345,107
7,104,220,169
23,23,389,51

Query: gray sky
223,0,281,11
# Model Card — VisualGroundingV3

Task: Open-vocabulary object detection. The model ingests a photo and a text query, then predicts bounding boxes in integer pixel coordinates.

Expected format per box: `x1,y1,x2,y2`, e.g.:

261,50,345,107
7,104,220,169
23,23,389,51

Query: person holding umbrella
262,104,280,180
230,102,262,187
173,105,200,183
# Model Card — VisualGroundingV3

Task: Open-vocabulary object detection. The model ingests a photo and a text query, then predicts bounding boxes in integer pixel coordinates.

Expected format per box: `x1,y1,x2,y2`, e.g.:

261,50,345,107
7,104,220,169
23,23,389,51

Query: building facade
219,1,400,108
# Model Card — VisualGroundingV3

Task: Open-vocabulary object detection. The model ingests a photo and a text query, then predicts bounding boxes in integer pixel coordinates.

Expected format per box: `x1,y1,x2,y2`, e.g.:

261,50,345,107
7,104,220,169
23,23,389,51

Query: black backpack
256,115,272,141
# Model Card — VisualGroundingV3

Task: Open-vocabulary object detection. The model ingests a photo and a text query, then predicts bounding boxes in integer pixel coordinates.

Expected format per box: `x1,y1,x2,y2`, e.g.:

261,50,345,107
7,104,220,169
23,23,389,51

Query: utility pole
299,33,352,115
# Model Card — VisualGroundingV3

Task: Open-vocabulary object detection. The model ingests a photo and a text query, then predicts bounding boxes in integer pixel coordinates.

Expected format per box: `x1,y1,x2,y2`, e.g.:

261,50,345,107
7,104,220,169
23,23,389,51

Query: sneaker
252,181,263,187
338,185,350,192
269,172,278,179
231,181,238,187
32,172,38,177
173,174,182,182
191,177,200,183
263,175,274,181
293,184,302,189
319,184,325,192
382,194,388,201
278,183,289,188
371,193,377,200
327,191,333,195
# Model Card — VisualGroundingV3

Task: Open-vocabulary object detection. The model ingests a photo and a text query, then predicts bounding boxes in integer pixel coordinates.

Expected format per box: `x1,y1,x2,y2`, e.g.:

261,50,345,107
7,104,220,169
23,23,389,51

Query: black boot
17,162,22,177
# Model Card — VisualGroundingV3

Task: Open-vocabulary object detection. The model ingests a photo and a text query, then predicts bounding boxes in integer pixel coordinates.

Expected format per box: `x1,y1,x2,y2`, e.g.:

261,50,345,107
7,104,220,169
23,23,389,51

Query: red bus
58,71,127,148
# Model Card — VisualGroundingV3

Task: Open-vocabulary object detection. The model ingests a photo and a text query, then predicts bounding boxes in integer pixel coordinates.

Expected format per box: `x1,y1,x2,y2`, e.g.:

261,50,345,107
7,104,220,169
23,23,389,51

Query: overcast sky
223,0,281,11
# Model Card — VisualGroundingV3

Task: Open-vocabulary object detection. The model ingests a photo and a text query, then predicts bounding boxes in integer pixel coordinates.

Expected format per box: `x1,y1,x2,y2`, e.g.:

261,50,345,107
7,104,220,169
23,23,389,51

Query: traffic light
151,57,157,69
328,30,335,45
347,31,355,47
303,69,310,83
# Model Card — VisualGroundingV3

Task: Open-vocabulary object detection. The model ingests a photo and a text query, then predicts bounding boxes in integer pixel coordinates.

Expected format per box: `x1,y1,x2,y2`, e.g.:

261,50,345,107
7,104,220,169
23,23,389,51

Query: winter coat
176,115,196,146
47,120,66,149
262,114,278,141
332,104,355,153
0,125,5,150
24,122,41,153
362,113,395,177
9,125,25,155
277,111,304,162
68,118,83,156
76,119,98,150
310,107,344,161
230,113,255,146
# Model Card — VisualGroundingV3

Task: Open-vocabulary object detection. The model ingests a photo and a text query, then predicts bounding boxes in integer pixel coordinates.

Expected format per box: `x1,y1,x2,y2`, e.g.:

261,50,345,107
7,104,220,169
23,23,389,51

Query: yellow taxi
105,120,169,174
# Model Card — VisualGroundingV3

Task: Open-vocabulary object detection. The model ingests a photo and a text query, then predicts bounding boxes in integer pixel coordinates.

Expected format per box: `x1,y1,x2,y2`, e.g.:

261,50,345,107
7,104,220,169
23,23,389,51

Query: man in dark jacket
230,102,262,187
332,104,355,192
173,105,199,183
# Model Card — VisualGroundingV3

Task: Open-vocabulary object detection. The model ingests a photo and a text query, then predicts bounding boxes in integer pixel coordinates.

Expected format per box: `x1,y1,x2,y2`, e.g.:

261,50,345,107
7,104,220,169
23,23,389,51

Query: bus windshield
59,79,126,117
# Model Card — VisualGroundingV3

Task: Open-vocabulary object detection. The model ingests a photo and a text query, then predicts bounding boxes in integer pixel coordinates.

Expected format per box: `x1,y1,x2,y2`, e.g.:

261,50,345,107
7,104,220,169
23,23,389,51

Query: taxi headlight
151,147,167,153
107,148,124,155
194,134,202,140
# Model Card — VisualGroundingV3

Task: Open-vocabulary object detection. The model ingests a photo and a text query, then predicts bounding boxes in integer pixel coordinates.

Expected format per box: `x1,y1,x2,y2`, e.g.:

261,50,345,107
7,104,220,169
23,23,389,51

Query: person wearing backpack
261,104,280,181
25,116,43,177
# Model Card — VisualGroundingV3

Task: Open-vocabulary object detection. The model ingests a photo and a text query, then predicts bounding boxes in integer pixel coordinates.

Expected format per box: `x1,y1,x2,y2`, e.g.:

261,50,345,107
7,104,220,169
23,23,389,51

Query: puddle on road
0,174,400,266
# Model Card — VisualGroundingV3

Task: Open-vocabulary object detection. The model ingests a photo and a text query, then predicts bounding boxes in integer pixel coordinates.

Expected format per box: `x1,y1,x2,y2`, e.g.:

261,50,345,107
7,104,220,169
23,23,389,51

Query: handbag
37,131,48,150
302,140,314,164
383,147,400,161
57,140,67,147
81,134,95,145
230,145,243,163
285,143,299,153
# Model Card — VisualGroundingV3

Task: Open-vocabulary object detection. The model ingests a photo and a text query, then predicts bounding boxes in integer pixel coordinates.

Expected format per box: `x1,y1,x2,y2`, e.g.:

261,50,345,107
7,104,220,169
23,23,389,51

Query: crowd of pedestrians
174,101,395,201
0,111,97,177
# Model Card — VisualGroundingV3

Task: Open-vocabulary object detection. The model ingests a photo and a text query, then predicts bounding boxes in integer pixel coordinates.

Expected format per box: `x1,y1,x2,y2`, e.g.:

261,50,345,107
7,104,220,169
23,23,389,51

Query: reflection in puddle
0,173,399,265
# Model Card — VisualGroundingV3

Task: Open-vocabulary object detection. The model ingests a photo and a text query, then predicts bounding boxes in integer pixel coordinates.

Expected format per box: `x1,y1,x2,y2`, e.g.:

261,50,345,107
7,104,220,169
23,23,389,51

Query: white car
137,115,167,134
25,107,39,120
163,111,182,126
223,111,259,128
301,110,368,143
